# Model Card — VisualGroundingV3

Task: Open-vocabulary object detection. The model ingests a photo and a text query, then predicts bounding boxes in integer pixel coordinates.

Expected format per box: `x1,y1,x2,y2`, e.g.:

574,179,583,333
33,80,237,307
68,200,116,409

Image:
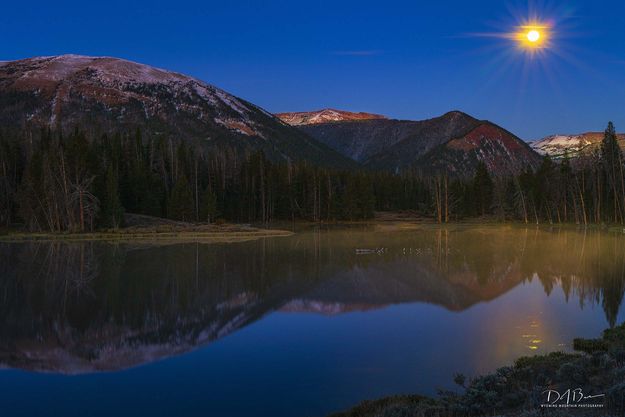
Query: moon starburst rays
514,23,551,52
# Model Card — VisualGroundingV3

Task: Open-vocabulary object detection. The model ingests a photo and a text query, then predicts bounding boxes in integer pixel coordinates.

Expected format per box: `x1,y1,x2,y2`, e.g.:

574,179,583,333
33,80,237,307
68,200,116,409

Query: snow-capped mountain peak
531,132,625,158
276,108,387,126
5,54,257,128
0,55,353,167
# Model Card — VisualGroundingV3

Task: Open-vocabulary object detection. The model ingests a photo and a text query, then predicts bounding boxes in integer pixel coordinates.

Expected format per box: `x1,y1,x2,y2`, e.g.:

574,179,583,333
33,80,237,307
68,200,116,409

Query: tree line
0,127,375,232
369,122,625,225
0,122,623,232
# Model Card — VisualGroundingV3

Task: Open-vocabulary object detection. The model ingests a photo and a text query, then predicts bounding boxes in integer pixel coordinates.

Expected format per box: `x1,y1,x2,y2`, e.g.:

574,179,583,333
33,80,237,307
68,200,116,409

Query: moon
527,30,540,43
514,24,549,51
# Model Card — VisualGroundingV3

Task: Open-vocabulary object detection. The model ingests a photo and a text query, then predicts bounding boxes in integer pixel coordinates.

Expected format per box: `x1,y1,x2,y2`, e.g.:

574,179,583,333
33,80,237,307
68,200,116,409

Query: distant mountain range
530,132,625,158
279,110,541,175
0,55,353,168
0,55,560,175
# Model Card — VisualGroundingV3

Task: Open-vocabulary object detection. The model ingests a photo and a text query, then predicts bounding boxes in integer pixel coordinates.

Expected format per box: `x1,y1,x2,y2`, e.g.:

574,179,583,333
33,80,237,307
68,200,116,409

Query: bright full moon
527,30,540,43
513,23,550,51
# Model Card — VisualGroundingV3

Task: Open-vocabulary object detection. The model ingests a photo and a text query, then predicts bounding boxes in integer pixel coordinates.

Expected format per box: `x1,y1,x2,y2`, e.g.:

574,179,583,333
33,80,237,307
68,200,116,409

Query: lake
0,225,624,417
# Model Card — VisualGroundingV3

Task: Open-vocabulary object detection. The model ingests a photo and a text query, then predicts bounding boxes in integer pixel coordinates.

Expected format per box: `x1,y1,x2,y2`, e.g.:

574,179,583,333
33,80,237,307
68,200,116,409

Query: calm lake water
1,225,624,417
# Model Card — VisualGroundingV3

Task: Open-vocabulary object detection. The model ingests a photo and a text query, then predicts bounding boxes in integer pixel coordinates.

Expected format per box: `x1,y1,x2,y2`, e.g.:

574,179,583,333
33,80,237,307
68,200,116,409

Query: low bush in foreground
329,324,625,417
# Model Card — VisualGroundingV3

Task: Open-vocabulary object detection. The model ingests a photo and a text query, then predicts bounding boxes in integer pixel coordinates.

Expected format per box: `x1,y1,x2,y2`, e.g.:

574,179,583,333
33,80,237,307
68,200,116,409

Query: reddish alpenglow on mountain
0,54,353,167
276,109,387,125
423,122,541,175
284,109,541,175
0,54,267,133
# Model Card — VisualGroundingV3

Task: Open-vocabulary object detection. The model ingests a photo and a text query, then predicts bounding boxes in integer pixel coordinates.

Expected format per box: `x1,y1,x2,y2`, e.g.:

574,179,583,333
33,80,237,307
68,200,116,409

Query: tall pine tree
472,162,494,217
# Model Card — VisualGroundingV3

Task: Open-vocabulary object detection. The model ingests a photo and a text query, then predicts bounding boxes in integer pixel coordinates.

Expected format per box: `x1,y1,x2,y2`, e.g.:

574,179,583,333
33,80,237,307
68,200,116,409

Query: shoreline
3,216,625,242
329,323,625,417
0,227,293,243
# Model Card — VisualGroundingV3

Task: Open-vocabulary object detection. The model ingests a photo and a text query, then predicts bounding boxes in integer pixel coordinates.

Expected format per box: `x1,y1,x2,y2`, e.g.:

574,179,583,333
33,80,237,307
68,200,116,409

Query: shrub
573,337,608,353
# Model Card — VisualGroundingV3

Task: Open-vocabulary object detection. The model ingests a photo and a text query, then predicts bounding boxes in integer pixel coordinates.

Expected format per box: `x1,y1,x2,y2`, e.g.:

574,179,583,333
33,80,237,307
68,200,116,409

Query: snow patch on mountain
277,108,387,126
530,132,625,158
531,135,592,156
7,55,257,118
213,88,250,115
17,55,188,85
280,299,377,315
0,54,279,137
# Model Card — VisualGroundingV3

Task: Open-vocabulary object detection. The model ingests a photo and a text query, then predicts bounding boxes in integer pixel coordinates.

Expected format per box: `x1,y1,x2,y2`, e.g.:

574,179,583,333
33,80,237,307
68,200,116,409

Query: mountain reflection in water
0,226,623,376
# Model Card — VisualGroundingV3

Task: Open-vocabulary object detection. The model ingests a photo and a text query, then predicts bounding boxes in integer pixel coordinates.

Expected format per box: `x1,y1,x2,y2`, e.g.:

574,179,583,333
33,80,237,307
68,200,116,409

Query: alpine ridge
276,109,386,126
531,132,625,158
0,55,353,168
285,110,542,174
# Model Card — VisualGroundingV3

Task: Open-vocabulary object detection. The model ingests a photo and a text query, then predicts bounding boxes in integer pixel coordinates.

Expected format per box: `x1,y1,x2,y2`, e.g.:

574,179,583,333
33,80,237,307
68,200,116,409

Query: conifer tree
168,174,194,221
600,122,624,222
199,186,218,223
472,162,493,216
101,165,124,228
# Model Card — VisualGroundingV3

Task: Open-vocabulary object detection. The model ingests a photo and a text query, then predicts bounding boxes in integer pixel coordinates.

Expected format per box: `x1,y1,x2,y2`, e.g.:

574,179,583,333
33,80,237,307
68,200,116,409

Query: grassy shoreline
0,226,293,243
3,216,625,242
0,229,293,243
0,212,295,243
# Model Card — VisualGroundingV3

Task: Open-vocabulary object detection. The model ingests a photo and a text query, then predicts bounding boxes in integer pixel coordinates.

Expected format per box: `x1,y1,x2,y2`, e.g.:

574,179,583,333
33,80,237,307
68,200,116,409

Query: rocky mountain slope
292,111,480,163
0,55,353,167
415,122,542,175
276,108,386,126
285,110,541,174
531,132,625,158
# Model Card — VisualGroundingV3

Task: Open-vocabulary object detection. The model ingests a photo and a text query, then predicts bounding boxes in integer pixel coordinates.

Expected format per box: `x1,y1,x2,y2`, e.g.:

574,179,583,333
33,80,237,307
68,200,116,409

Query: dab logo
540,388,605,409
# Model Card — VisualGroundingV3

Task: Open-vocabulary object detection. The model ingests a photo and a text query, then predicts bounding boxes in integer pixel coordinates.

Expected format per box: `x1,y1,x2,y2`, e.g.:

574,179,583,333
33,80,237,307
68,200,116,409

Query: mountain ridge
415,120,541,175
0,54,355,168
531,132,625,158
286,109,541,174
276,108,387,126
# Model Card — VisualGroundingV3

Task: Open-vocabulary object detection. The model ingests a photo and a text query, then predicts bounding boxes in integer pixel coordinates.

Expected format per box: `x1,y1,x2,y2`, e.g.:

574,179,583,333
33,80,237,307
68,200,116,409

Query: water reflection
0,226,624,374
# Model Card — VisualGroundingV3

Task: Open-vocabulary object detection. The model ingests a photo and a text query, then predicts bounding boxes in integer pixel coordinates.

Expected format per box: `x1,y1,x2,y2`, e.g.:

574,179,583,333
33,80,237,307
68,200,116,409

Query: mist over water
0,226,624,417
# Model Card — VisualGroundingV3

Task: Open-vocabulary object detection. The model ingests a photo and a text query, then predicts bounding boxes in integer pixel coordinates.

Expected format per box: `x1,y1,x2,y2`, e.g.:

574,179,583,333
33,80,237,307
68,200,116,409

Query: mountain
415,122,542,175
0,55,353,168
286,110,541,174
289,111,479,163
531,133,625,159
276,109,386,126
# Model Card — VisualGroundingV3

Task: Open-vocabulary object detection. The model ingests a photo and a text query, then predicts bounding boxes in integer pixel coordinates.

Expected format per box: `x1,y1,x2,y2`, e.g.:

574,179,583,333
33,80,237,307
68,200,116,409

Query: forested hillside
1,122,625,232
0,127,376,232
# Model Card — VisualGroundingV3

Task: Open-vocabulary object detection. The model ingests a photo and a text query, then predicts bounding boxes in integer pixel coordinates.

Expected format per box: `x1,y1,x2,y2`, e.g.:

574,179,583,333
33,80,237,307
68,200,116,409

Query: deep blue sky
2,0,625,139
